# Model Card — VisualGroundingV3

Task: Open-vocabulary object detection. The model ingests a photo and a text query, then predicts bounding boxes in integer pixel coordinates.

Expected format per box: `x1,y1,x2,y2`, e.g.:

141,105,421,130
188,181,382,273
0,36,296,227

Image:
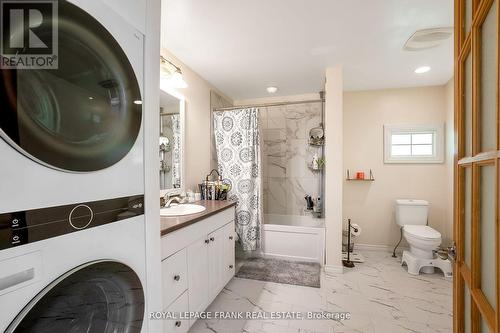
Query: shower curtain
213,108,262,251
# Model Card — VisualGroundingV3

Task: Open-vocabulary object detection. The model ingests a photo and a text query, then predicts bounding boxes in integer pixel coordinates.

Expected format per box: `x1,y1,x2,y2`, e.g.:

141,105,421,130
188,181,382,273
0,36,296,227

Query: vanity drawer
163,291,189,333
162,248,188,308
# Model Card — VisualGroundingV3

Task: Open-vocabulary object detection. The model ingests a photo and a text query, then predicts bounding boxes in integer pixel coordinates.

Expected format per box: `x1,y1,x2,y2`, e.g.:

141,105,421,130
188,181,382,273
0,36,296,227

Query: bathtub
261,214,325,264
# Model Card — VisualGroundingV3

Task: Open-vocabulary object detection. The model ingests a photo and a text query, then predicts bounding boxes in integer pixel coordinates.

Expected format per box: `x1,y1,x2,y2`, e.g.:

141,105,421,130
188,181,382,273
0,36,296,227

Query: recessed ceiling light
414,66,431,74
133,100,143,105
267,86,278,94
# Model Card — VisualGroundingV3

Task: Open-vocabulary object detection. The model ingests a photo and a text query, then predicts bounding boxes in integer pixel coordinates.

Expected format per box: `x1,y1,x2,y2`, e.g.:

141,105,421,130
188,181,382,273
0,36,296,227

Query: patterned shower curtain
213,108,262,251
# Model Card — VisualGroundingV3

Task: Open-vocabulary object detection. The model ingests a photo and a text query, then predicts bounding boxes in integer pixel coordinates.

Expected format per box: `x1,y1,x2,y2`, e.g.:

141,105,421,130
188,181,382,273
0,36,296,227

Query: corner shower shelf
346,169,375,181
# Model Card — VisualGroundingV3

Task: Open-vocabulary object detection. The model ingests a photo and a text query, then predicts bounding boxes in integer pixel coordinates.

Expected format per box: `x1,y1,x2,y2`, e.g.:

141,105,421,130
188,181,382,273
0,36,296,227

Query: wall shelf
346,169,375,181
308,141,324,147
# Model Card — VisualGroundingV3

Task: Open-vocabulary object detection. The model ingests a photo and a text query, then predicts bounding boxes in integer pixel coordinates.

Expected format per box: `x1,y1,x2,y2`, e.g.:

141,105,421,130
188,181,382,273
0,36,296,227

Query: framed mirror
159,89,185,192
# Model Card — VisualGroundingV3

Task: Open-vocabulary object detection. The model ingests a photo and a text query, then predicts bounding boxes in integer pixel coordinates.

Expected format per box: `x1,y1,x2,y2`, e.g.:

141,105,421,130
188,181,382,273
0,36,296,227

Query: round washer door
6,261,145,333
0,0,142,172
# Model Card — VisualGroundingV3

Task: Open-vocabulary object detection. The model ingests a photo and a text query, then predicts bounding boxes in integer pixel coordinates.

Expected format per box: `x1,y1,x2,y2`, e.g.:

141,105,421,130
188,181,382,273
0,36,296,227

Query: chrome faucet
162,193,188,208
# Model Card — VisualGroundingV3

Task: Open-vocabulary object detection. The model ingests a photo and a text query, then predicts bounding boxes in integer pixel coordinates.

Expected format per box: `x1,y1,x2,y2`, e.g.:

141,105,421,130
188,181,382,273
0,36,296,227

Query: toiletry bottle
312,154,319,170
304,195,313,210
314,197,322,214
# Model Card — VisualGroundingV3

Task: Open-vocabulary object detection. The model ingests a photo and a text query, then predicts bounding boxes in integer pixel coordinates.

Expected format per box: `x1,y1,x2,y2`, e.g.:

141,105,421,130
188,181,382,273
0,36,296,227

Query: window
384,124,444,163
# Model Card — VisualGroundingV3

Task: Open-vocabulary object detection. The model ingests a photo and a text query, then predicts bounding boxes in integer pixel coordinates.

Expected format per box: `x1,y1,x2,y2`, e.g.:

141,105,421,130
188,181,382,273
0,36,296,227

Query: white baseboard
355,243,409,253
324,264,343,275
261,252,320,263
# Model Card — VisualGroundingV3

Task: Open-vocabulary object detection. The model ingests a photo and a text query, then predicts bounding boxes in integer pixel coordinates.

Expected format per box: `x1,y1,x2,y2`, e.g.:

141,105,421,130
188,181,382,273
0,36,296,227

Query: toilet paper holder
343,219,361,268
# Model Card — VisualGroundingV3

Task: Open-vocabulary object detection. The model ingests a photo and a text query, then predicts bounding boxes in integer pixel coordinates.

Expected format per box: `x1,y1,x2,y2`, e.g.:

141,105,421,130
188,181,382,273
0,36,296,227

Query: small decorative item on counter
194,192,201,201
186,190,195,202
198,169,228,200
218,184,228,200
356,172,365,180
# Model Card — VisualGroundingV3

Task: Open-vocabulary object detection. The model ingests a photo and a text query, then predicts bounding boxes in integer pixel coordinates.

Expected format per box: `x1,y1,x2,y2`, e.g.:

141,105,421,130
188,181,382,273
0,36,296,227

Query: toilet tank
395,199,429,227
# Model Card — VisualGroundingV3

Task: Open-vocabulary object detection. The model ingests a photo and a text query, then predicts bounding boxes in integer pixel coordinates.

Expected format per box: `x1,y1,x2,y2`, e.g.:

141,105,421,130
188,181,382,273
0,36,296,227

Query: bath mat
235,257,321,288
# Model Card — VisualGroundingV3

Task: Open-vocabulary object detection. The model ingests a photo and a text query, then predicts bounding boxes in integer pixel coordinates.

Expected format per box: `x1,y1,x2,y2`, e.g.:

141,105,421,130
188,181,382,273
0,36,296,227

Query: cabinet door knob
229,265,234,269
205,239,210,244
175,320,182,327
210,237,215,242
229,236,233,240
173,275,180,281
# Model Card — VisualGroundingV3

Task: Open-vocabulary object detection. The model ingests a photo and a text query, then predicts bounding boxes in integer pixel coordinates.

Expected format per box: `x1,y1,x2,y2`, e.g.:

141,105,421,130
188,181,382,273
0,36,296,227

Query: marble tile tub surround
189,251,452,333
261,102,323,216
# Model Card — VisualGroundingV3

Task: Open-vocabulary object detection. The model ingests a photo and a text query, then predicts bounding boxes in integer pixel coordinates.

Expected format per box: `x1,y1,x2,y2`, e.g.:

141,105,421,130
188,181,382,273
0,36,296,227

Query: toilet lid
404,225,441,240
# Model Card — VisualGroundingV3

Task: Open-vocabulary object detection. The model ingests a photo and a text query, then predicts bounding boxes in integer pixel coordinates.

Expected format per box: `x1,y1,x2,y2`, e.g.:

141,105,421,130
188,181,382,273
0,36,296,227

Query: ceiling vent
404,27,453,51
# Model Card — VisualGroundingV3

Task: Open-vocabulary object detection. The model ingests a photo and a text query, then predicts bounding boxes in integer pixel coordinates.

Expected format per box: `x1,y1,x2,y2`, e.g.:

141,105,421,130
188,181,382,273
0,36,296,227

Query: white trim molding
355,243,393,252
355,243,410,253
324,265,344,275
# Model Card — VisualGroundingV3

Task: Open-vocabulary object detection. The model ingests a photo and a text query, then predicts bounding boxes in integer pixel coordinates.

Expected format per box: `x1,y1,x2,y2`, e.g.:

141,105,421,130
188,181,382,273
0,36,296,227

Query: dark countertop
160,200,236,236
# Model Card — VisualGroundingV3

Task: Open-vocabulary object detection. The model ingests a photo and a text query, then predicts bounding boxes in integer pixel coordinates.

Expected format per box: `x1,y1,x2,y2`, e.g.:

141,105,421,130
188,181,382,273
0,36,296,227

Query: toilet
395,199,452,277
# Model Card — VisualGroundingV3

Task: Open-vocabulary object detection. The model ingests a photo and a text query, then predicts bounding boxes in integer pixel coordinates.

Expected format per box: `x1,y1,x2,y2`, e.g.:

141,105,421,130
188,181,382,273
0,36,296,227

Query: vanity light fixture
160,56,188,89
266,86,278,94
169,70,188,89
414,66,431,74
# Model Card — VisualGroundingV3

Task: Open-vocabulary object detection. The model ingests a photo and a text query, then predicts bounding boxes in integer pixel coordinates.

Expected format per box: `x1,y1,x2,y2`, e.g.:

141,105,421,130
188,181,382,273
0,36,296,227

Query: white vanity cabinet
161,206,236,332
208,222,236,301
186,236,209,313
222,222,236,285
162,248,188,308
187,221,235,315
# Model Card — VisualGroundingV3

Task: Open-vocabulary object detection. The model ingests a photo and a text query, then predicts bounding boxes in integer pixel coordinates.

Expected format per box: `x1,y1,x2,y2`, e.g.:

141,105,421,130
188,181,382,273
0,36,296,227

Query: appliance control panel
0,195,144,250
68,205,94,230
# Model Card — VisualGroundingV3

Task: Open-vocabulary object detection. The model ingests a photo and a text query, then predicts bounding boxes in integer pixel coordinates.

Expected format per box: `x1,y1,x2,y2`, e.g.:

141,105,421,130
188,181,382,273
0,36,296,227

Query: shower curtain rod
212,98,324,112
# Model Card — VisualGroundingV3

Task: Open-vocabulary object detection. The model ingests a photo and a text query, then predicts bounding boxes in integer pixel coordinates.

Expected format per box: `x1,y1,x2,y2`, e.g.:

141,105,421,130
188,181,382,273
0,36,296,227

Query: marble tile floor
188,250,452,333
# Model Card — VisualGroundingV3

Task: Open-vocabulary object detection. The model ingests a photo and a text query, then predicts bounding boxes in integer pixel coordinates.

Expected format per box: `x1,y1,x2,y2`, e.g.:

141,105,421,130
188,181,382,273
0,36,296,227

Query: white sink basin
160,204,206,217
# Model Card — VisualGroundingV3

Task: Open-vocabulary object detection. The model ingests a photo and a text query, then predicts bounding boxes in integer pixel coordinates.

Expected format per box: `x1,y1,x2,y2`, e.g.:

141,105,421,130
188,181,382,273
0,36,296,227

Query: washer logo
0,0,58,69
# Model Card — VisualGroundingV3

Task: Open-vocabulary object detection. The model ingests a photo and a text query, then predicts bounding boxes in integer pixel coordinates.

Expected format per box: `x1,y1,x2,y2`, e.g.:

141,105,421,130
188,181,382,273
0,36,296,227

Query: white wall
160,50,232,191
444,79,454,247
324,67,344,273
343,83,454,249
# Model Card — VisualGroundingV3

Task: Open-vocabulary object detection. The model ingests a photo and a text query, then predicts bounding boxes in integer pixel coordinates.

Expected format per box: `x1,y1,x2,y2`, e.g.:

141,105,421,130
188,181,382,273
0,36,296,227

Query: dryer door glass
0,0,142,172
7,261,144,333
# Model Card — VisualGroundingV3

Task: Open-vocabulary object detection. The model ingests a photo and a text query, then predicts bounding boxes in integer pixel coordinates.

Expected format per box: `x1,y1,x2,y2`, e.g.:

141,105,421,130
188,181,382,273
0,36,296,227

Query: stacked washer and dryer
0,0,150,332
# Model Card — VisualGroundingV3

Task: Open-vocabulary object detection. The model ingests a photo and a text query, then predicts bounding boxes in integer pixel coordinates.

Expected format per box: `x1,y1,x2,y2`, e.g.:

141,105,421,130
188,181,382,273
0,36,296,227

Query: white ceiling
162,0,454,100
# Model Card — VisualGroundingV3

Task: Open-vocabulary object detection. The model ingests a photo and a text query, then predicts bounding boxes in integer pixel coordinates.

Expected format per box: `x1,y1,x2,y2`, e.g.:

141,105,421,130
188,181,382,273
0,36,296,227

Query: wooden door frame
455,0,499,332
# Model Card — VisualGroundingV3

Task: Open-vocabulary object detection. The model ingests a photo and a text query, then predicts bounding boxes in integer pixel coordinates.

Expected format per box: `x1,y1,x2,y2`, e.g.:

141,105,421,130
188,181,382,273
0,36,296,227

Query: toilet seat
404,225,441,240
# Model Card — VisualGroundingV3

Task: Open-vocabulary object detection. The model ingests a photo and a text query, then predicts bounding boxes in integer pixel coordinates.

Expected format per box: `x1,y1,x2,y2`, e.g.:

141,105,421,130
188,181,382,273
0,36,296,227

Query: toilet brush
342,219,355,268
